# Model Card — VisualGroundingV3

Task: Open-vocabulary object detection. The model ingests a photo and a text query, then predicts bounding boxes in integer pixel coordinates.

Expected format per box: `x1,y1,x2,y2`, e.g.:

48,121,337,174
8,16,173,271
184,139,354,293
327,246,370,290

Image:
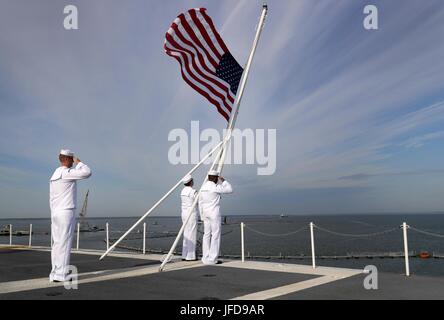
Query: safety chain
409,226,444,238
106,222,444,241
108,225,132,234
314,224,400,238
244,224,308,237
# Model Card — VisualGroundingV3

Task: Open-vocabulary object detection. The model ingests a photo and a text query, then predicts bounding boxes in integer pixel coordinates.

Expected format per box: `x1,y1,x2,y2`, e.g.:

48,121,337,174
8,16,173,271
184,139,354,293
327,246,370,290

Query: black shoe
216,260,223,265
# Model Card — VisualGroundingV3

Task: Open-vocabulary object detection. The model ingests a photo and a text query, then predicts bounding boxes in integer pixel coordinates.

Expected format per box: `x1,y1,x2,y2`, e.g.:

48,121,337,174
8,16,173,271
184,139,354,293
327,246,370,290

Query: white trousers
181,212,197,260
201,214,221,264
50,209,76,282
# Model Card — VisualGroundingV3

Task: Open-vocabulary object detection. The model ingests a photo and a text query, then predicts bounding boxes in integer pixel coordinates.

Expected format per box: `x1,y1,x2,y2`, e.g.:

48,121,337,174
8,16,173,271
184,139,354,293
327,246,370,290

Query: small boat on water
80,225,104,233
78,190,104,233
0,225,31,236
280,213,288,218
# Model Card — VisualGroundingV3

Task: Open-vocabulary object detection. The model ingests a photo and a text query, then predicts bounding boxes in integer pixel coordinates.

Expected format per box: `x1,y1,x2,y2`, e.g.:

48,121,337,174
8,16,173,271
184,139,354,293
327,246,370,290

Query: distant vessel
78,190,104,232
280,213,288,218
0,225,31,236
197,217,227,225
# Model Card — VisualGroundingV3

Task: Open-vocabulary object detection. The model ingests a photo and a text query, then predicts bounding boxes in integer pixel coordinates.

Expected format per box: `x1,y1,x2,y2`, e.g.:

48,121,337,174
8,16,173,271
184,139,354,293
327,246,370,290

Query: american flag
164,8,244,121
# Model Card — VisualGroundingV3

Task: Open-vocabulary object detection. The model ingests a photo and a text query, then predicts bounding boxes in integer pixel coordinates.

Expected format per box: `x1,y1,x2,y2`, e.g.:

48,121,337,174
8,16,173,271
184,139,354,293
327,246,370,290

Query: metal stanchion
143,222,146,255
402,222,410,277
76,222,80,250
106,222,109,250
241,222,245,263
310,222,316,269
29,224,32,247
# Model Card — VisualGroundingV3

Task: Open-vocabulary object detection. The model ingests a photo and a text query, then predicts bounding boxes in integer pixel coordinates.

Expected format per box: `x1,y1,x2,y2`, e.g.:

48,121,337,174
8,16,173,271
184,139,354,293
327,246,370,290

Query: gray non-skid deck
0,248,157,282
0,246,443,300
2,264,317,300
274,272,444,300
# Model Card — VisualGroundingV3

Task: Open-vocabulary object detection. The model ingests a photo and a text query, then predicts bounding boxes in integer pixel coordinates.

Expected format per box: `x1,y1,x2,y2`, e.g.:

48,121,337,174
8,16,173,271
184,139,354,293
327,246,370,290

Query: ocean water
1,214,443,277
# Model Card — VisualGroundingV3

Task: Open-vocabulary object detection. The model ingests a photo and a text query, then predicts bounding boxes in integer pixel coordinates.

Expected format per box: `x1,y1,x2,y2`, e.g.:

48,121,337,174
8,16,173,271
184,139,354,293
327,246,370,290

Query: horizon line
1,211,444,220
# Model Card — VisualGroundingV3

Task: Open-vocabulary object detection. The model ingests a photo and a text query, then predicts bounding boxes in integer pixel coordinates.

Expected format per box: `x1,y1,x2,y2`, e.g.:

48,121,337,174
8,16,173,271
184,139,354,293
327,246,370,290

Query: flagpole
214,4,268,174
159,4,268,271
99,137,230,260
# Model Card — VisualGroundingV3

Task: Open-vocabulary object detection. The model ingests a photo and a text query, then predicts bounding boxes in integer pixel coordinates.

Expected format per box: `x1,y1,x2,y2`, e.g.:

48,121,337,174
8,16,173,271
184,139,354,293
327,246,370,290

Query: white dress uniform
180,184,198,261
199,177,233,265
49,153,91,282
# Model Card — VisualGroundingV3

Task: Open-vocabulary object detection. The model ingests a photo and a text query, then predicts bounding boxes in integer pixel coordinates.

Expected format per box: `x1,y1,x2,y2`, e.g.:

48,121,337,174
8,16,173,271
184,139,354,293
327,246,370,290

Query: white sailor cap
208,170,219,176
60,149,74,157
182,174,193,184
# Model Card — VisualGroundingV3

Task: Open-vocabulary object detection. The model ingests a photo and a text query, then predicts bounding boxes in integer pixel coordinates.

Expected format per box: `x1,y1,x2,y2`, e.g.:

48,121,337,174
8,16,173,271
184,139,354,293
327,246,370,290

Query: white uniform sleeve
198,192,203,219
214,180,233,194
62,162,92,180
193,190,199,213
49,189,53,212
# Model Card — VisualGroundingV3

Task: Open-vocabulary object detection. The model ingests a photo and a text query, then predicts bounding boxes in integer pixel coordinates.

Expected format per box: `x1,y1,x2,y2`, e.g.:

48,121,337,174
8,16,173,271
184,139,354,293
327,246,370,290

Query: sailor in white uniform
180,175,198,261
199,170,233,265
49,149,91,282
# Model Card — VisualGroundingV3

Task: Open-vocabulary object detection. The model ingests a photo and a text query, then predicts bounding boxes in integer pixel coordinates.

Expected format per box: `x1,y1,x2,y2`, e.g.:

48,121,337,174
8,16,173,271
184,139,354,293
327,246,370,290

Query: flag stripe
180,14,219,69
166,28,235,103
195,10,226,57
189,9,223,60
165,8,243,121
166,53,230,121
170,23,216,73
199,8,229,53
165,45,232,117
166,51,230,120
165,42,233,114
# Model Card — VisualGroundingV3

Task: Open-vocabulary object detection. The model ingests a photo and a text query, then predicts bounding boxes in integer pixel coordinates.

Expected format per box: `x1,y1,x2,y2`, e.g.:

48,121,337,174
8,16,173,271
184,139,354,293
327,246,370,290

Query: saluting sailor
180,175,198,261
199,170,233,265
49,149,91,282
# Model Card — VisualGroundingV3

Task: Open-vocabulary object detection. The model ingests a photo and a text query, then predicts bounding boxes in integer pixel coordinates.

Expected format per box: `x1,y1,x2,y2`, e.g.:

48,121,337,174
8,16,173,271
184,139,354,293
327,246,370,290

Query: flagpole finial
263,3,268,10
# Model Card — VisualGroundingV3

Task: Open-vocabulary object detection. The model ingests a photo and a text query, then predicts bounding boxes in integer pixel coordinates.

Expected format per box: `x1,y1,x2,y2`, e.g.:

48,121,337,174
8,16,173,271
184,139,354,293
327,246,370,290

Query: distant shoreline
1,211,444,220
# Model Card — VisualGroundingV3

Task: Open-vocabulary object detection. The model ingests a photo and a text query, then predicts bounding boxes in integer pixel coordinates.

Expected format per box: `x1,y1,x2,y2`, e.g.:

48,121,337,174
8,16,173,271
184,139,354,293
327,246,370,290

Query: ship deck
0,245,443,300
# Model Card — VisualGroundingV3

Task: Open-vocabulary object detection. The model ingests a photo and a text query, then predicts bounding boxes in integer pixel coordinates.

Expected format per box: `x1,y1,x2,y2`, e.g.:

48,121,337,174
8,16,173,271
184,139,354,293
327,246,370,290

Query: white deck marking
221,260,362,277
0,262,205,294
224,261,362,300
231,275,351,300
0,247,203,294
10,245,168,262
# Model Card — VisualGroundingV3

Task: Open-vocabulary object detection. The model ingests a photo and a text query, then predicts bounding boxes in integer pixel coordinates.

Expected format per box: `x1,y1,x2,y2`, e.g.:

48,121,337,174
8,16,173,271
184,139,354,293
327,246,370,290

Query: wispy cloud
400,130,444,149
339,169,444,181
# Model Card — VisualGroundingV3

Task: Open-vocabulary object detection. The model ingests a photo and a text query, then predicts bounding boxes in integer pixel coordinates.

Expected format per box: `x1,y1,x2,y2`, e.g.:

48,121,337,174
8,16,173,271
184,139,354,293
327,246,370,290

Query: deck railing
4,219,444,277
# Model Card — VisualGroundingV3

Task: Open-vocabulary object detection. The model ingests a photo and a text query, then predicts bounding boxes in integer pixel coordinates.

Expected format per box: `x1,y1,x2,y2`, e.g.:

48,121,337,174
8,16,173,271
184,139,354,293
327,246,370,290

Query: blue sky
1,0,444,218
